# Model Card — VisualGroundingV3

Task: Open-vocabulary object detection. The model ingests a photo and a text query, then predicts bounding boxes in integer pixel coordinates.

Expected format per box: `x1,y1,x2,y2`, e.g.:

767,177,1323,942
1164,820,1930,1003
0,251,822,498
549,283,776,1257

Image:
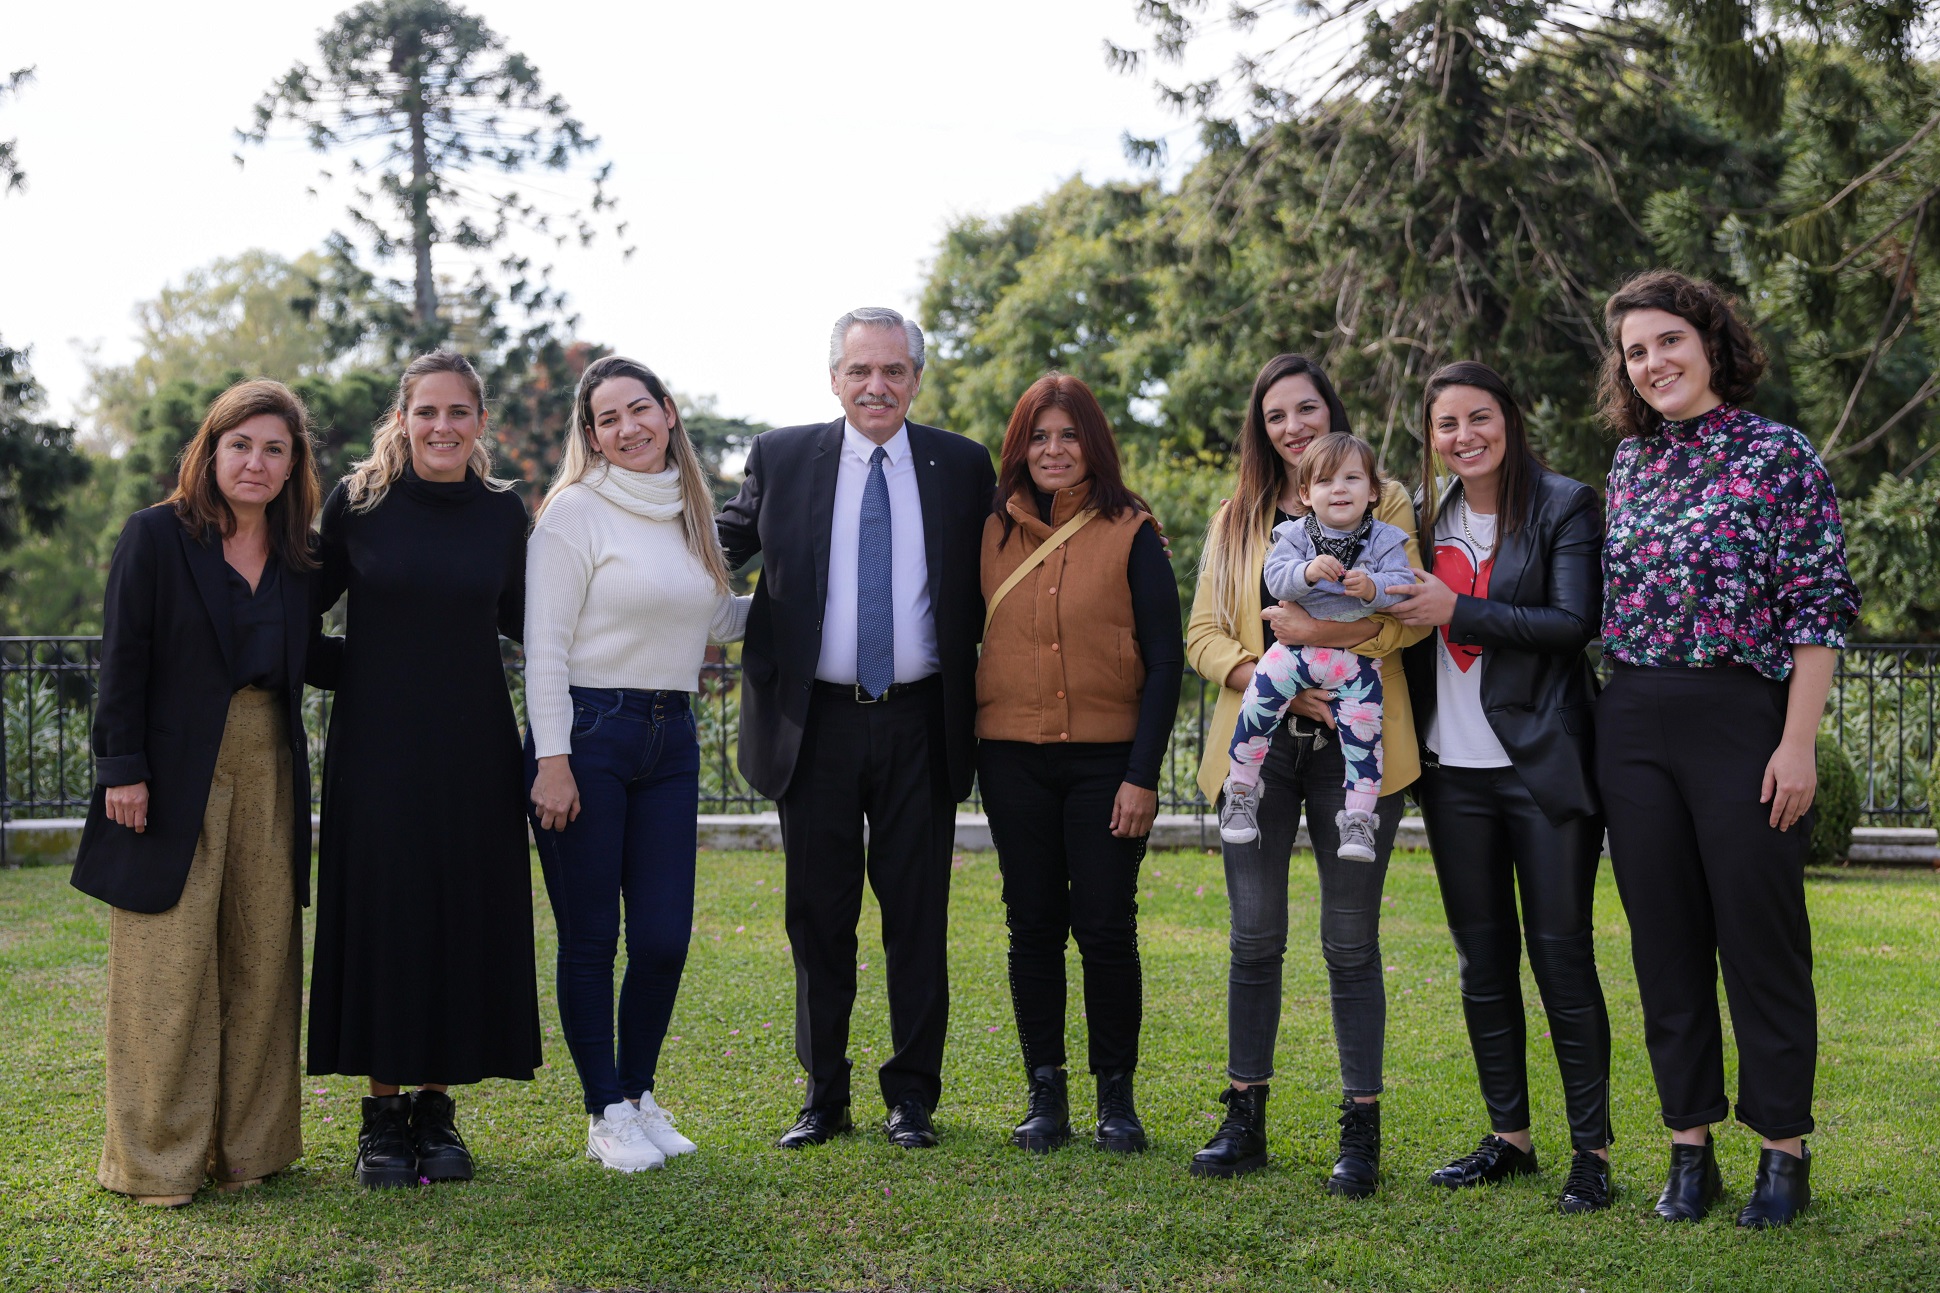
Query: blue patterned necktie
856,445,895,699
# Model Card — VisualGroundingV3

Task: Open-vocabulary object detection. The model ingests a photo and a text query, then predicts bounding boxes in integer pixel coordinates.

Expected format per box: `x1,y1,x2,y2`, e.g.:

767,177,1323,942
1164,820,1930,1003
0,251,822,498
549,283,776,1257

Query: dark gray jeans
1222,719,1402,1094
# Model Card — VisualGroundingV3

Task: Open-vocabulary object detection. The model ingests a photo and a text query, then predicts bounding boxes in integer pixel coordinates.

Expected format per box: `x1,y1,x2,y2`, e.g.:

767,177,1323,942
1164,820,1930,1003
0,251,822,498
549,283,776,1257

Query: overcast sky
5,0,1220,432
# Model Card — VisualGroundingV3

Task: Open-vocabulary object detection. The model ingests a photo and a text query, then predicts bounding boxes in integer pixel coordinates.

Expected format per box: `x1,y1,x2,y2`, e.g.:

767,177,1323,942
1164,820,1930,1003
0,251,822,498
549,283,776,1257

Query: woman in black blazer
1393,361,1613,1213
71,379,322,1207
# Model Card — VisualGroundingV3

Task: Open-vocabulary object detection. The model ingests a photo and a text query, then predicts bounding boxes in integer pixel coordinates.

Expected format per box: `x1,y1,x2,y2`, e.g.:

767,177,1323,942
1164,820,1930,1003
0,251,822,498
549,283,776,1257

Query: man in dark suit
717,307,995,1149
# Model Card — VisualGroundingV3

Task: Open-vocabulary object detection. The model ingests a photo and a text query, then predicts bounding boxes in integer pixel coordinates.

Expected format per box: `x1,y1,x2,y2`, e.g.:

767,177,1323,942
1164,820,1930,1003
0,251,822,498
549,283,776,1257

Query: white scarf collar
588,462,684,521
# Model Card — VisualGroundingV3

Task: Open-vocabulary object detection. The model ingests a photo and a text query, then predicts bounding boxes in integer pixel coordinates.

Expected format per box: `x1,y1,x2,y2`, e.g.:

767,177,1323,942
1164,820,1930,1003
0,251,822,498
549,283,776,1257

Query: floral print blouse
1602,404,1859,681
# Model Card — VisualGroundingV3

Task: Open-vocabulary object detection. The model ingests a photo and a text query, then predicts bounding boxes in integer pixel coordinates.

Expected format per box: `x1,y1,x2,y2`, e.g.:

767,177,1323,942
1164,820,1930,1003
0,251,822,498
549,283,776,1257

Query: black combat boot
1011,1065,1073,1153
1094,1071,1148,1153
1189,1084,1269,1178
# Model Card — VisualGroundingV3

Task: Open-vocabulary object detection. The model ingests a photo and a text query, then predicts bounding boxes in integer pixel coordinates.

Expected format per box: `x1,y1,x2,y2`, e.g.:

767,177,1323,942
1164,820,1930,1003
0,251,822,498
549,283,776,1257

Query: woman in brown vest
976,373,1184,1154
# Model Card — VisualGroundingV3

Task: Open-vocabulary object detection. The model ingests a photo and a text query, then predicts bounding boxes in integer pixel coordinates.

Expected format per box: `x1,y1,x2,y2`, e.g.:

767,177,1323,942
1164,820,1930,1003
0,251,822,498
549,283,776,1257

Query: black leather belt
813,675,940,705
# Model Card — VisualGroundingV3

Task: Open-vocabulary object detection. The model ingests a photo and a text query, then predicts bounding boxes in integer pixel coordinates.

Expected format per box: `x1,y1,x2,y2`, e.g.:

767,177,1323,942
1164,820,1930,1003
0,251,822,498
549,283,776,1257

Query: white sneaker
635,1090,698,1157
587,1101,665,1172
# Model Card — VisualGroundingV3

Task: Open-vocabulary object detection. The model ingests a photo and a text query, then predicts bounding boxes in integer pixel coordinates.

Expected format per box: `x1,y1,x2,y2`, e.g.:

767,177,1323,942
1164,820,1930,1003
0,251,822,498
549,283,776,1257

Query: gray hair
829,307,926,374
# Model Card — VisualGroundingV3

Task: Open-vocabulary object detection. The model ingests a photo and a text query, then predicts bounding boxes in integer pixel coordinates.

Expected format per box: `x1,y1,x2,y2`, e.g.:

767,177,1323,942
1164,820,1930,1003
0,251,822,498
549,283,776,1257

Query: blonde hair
539,355,731,594
344,350,514,512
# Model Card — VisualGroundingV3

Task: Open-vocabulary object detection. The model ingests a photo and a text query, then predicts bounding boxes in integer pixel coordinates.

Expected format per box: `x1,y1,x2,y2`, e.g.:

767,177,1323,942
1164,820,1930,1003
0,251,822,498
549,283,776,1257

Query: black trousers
1596,664,1816,1140
1417,764,1612,1150
978,740,1144,1076
776,680,955,1113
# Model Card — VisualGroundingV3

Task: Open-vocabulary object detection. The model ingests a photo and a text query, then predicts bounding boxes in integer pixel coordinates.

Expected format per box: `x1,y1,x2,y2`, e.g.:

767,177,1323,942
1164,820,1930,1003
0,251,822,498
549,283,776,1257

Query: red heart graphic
1433,541,1493,672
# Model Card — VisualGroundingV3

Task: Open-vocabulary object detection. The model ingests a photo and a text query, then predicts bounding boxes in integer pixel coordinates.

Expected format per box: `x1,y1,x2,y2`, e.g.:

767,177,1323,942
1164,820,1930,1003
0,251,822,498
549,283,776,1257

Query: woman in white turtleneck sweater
523,356,748,1174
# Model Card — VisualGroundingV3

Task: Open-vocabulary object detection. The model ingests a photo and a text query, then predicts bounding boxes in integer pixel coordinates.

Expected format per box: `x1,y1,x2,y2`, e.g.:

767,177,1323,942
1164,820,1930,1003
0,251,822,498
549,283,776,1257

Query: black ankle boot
409,1089,474,1183
1326,1099,1380,1198
1094,1071,1148,1153
1738,1143,1810,1229
1655,1135,1723,1222
1011,1065,1072,1153
1190,1085,1268,1178
355,1094,418,1188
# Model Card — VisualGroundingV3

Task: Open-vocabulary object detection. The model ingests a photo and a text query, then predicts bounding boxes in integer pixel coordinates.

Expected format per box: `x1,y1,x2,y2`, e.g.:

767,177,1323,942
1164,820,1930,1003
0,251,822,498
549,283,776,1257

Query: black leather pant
1417,764,1613,1150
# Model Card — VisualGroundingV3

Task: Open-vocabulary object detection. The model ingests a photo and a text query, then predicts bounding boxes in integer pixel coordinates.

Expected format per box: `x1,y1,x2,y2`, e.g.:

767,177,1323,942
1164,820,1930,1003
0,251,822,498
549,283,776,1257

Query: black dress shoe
884,1097,939,1149
355,1094,418,1189
1011,1066,1072,1153
1326,1099,1380,1198
1190,1084,1269,1178
1094,1071,1147,1153
1654,1135,1723,1222
1738,1144,1811,1229
1558,1149,1614,1213
409,1089,474,1183
776,1104,852,1149
1429,1133,1539,1188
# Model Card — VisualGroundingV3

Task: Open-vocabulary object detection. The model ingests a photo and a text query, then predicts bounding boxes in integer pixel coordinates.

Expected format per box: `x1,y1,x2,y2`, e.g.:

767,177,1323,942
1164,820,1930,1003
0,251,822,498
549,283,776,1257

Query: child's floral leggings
1228,644,1383,798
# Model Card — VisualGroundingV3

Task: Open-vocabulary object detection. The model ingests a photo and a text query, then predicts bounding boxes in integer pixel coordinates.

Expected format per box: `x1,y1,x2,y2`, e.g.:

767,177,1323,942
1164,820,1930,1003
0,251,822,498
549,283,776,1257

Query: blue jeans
524,687,700,1114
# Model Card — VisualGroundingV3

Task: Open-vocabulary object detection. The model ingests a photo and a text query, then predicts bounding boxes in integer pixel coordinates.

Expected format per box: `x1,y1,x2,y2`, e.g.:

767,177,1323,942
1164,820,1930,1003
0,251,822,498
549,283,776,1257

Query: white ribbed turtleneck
524,464,749,757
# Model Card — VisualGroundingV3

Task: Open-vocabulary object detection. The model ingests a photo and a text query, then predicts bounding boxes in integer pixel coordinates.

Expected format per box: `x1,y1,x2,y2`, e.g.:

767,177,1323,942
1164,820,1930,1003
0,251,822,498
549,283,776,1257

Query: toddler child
1219,432,1417,860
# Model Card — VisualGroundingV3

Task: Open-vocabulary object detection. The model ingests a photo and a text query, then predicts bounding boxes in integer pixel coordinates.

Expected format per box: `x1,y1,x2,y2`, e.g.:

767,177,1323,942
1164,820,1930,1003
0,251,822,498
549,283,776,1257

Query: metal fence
3,637,1933,830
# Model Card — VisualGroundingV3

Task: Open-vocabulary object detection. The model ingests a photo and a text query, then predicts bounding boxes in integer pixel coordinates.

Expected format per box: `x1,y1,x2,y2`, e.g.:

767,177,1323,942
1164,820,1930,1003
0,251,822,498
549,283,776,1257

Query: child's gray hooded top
1262,514,1416,623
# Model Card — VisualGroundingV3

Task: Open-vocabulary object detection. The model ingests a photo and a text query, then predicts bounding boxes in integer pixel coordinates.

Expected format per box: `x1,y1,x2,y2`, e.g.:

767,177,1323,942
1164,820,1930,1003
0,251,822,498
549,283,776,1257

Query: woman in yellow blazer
1184,354,1429,1195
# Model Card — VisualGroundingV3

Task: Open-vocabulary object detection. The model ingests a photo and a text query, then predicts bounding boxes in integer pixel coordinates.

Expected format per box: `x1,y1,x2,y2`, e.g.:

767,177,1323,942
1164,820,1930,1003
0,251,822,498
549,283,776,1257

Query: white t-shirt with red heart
1425,504,1512,768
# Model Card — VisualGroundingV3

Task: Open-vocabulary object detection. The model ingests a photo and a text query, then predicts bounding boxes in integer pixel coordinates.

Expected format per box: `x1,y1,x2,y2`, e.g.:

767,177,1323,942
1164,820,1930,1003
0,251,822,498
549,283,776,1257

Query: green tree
0,342,93,583
1,66,32,195
238,0,627,354
86,249,387,447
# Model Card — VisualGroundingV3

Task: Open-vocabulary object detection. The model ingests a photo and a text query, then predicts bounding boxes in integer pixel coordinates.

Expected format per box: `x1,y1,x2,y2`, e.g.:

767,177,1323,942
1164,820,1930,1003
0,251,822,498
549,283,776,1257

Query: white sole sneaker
587,1104,666,1173
636,1093,697,1158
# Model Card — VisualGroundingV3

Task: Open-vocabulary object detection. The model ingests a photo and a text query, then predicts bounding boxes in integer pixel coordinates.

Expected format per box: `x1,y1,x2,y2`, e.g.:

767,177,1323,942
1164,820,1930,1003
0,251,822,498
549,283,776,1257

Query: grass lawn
2,847,1937,1292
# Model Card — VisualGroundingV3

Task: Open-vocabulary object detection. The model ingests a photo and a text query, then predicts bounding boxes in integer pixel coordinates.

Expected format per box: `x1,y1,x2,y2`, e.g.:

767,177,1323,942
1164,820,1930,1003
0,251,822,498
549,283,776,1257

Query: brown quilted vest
975,479,1156,744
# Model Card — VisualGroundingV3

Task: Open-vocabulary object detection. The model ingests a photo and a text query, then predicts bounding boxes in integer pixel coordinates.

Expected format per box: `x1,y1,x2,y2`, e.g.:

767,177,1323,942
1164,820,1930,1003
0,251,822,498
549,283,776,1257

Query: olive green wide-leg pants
98,687,301,1197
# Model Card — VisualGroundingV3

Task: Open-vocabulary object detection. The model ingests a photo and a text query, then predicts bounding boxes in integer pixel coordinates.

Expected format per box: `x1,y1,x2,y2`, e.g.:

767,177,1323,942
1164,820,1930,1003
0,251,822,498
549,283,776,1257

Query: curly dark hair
1596,270,1767,437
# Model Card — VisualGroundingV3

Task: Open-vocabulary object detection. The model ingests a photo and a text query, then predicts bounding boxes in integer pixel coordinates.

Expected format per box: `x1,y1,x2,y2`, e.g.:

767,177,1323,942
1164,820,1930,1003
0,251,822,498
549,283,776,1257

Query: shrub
1810,734,1863,867
1929,745,1938,831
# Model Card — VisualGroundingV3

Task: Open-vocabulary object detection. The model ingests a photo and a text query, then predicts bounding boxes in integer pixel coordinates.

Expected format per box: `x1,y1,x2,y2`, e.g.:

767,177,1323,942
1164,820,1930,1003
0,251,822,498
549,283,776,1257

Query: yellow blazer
1186,478,1432,805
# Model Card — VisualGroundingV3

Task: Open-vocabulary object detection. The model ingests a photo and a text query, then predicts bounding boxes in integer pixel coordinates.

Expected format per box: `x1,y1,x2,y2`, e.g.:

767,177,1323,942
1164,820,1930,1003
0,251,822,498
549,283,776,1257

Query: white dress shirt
815,421,938,685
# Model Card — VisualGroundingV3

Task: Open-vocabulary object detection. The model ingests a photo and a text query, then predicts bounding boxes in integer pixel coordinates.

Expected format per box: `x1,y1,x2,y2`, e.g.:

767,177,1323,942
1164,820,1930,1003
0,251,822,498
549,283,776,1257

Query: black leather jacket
1403,468,1604,825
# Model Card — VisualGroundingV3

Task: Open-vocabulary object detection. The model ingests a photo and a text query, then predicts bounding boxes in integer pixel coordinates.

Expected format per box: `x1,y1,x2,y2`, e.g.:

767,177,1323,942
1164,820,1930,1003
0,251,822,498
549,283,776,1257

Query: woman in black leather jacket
1393,361,1613,1214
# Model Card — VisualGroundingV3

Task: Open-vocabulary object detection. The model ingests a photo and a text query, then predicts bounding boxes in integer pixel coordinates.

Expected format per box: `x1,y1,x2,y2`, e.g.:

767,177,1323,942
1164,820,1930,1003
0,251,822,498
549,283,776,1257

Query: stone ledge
4,814,1932,867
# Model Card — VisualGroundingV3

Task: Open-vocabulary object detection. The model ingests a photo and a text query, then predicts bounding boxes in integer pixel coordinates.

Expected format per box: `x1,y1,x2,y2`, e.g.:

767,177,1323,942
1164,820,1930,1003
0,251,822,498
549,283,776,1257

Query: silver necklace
1460,495,1488,551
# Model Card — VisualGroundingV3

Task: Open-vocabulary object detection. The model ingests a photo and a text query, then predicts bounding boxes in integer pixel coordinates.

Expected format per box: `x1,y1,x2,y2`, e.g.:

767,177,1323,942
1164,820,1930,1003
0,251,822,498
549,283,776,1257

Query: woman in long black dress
308,349,538,1189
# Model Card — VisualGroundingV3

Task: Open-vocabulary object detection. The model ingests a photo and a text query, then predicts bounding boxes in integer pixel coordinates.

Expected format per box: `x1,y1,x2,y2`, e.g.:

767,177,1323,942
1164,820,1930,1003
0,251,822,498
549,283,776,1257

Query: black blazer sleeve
716,434,765,571
1445,482,1602,655
93,513,162,787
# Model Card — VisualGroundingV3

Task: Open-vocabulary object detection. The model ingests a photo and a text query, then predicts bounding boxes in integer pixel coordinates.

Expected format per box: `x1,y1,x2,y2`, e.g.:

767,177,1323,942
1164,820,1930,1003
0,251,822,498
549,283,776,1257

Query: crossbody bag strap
983,509,1097,635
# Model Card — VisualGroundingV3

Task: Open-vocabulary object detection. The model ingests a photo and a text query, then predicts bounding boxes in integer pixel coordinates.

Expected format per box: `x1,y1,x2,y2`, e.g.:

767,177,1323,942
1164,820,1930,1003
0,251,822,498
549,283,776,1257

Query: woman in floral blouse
1596,270,1859,1231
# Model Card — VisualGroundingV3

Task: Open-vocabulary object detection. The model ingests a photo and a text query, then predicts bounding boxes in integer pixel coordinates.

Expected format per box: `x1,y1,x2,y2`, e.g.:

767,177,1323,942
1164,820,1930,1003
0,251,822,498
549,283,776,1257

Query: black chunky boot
1011,1066,1073,1153
1094,1071,1148,1153
1326,1099,1380,1198
1190,1085,1269,1178
409,1089,475,1183
355,1094,418,1189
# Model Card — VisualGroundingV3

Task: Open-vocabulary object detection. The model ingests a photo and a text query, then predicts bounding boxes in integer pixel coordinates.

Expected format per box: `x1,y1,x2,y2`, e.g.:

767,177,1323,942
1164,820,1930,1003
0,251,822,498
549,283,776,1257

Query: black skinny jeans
978,740,1144,1076
1224,722,1400,1093
1417,764,1612,1150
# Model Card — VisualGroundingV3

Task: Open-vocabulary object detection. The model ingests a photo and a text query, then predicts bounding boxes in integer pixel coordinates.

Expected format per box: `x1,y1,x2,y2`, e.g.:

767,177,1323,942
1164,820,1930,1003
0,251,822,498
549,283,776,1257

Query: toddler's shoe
1335,809,1380,862
1219,778,1263,844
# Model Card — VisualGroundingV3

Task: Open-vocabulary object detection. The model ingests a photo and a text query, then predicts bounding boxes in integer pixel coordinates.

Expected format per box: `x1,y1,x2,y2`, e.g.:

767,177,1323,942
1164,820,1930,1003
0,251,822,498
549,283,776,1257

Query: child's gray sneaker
1219,778,1263,845
1335,809,1380,863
